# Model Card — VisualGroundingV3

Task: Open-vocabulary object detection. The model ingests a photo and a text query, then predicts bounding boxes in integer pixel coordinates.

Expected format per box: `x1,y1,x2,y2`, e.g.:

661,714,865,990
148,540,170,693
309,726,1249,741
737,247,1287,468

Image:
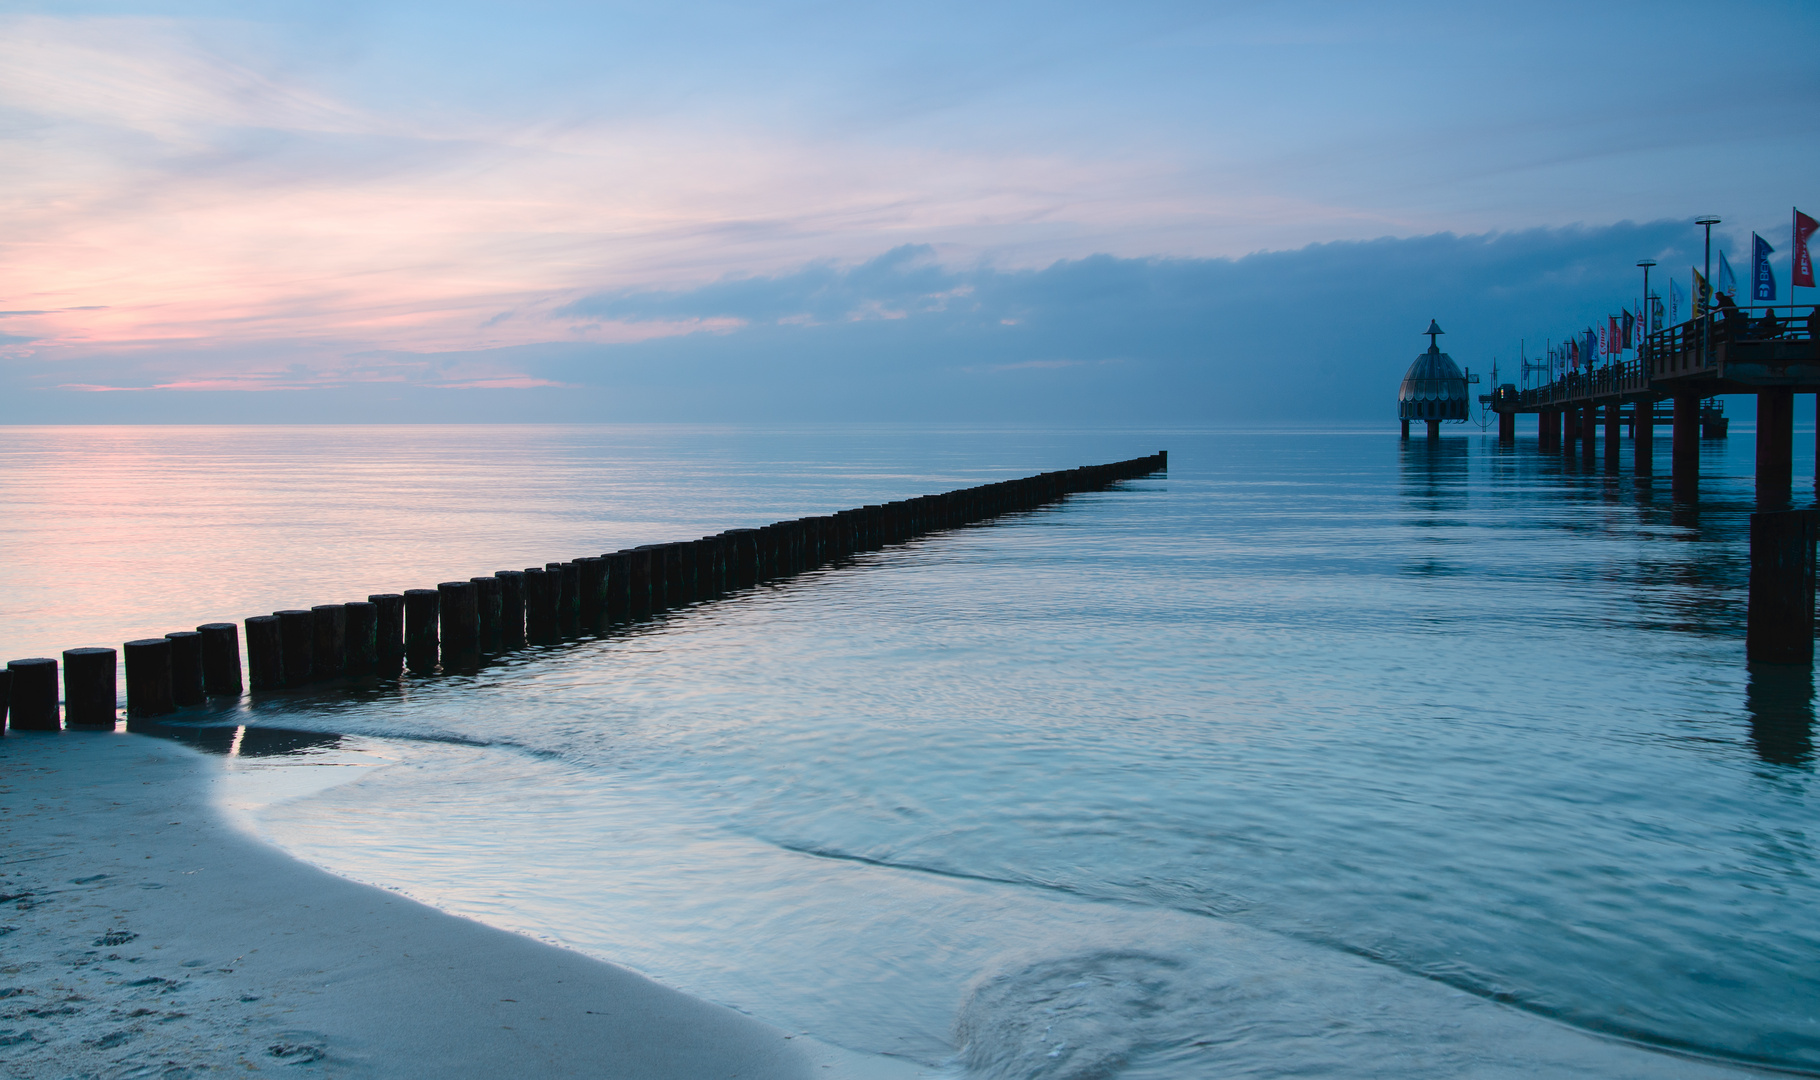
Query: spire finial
1425,319,1444,351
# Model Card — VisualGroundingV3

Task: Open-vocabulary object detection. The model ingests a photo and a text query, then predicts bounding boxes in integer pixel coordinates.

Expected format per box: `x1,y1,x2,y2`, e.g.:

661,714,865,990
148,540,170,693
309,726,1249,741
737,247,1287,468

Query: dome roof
1399,345,1467,402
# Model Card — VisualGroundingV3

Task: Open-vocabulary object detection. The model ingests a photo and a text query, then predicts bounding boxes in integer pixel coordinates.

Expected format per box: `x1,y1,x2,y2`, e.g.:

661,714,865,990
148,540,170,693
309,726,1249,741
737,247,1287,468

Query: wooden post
310,604,346,681
1581,404,1598,466
62,647,116,728
403,589,439,670
559,562,581,633
276,609,314,686
198,622,242,695
1634,400,1655,476
6,658,59,730
576,558,605,632
1604,402,1621,468
471,576,503,650
1401,417,1410,439
439,581,479,667
165,630,205,706
628,548,654,616
524,567,555,642
344,602,377,675
601,553,630,622
369,594,405,673
496,571,527,646
1673,393,1700,496
1747,509,1817,664
543,563,571,633
1498,410,1514,443
245,615,282,691
124,637,175,717
1757,388,1794,505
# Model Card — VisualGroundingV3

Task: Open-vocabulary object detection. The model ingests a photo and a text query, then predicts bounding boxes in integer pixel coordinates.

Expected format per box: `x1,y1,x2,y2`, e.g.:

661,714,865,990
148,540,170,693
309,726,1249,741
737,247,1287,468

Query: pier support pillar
1604,403,1622,468
1401,417,1409,439
1747,509,1816,665
1634,400,1654,475
1673,394,1700,497
1426,419,1440,438
1757,389,1794,506
1498,411,1514,443
1581,405,1598,466
1540,408,1560,451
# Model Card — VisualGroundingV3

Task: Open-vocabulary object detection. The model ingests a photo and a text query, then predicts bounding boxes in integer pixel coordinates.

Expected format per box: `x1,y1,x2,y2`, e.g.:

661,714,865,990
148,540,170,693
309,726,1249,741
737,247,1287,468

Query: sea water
1,424,1815,1077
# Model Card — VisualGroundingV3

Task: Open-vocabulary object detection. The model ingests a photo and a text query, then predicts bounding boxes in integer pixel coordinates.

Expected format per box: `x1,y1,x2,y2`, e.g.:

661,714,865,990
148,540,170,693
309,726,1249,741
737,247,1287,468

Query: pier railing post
1747,509,1817,665
62,647,116,728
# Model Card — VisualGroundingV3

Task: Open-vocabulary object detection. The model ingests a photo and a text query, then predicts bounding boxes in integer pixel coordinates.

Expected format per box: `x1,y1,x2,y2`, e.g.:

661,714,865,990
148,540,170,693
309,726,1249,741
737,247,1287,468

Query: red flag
1608,316,1619,354
1795,208,1817,289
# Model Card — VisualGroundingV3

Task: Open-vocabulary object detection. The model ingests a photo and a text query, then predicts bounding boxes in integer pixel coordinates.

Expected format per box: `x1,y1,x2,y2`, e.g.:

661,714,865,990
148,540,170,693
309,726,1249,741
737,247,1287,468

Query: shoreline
0,730,925,1079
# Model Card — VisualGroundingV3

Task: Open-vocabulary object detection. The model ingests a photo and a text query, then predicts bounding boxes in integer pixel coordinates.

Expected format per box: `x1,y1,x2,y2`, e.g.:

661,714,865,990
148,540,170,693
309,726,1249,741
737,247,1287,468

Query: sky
2,0,1816,422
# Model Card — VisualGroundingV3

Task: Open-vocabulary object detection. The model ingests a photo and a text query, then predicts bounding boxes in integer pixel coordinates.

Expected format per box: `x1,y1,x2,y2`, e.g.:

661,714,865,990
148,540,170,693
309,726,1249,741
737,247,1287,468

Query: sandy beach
0,730,925,1079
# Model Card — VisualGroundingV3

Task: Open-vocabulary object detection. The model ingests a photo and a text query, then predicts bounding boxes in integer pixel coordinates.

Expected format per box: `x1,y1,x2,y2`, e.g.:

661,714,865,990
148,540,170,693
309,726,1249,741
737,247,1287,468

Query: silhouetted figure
1752,309,1782,339
1745,664,1815,767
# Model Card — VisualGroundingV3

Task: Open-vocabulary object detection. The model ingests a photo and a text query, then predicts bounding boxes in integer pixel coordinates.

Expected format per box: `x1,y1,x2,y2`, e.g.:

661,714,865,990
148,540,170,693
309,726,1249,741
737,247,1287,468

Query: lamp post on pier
1697,216,1720,365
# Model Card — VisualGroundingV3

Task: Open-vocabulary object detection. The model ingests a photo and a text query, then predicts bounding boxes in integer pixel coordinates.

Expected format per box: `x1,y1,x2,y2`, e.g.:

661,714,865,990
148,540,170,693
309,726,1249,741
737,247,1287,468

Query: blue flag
1670,278,1686,323
1718,249,1737,298
1752,233,1777,302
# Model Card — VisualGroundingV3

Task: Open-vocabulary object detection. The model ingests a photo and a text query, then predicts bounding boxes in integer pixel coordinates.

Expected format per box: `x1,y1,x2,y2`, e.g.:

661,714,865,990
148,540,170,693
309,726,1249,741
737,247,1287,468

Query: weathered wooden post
1634,400,1655,475
198,622,242,695
311,604,347,681
344,602,377,675
403,589,439,671
124,637,175,717
1747,509,1817,664
543,563,571,633
628,548,654,616
369,593,405,673
1604,402,1622,468
1580,404,1598,466
245,615,282,690
576,558,605,632
524,567,555,642
1757,388,1794,505
276,609,315,686
471,575,503,650
7,658,59,730
558,562,581,633
164,630,205,706
0,667,8,731
1673,394,1700,497
496,571,527,647
601,553,630,622
62,647,116,728
439,581,479,667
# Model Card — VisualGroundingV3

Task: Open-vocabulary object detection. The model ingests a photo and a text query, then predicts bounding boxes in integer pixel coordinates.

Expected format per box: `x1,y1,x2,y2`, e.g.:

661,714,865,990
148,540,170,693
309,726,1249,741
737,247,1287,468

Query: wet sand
0,731,924,1079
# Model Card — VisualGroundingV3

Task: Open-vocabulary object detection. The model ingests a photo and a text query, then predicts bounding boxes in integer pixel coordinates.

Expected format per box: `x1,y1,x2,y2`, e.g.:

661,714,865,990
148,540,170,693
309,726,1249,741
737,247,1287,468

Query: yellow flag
1691,268,1709,318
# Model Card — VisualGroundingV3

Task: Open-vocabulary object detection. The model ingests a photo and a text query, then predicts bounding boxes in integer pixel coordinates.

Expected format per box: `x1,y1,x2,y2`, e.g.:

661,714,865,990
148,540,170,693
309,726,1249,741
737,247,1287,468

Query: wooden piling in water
62,647,116,728
276,609,314,687
1603,402,1621,468
496,571,527,647
198,622,242,695
1747,509,1817,665
524,567,555,642
369,593,405,674
165,630,205,706
472,576,503,651
1757,388,1794,505
601,553,630,622
311,604,346,681
246,615,282,690
439,581,479,667
7,658,59,730
1673,394,1700,496
403,589,439,670
559,562,581,633
344,602,377,675
576,558,605,632
1634,400,1654,475
124,637,175,717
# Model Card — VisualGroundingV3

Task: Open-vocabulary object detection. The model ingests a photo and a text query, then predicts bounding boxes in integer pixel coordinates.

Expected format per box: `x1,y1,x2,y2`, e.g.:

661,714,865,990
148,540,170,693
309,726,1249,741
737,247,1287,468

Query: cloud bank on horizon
2,0,1815,420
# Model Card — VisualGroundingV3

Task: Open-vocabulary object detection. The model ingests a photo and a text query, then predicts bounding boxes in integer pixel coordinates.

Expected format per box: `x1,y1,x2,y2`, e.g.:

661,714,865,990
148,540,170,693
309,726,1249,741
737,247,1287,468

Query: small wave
956,951,1184,1080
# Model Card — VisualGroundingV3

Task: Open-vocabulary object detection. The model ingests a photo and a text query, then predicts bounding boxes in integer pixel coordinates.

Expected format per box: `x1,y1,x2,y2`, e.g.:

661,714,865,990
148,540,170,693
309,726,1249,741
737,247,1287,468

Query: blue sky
1,0,1815,420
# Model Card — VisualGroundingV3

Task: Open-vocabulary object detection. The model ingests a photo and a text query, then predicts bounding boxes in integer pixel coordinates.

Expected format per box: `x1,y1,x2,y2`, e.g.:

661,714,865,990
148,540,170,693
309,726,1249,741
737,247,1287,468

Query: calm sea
2,424,1816,1078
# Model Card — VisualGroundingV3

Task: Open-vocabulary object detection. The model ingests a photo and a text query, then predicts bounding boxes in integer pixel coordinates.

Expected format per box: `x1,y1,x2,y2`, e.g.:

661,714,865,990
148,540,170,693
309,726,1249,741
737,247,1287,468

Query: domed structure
1399,320,1468,434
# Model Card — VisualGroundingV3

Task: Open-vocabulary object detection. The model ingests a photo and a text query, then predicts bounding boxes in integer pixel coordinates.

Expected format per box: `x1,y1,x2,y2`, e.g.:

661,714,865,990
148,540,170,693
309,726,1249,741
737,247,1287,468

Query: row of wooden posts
0,453,1167,731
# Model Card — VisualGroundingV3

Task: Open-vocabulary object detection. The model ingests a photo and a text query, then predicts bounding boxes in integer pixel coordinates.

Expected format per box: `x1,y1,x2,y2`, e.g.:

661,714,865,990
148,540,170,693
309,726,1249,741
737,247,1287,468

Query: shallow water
3,424,1817,1076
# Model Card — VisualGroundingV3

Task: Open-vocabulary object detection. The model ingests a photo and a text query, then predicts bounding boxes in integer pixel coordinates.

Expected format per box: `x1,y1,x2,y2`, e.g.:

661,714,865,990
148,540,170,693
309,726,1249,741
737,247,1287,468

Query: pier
0,453,1166,732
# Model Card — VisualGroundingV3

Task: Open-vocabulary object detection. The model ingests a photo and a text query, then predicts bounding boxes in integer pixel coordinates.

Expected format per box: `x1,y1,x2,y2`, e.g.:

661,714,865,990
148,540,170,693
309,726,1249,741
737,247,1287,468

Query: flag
1796,209,1817,289
1585,328,1598,365
1717,249,1737,298
1670,278,1686,323
1570,338,1579,368
1752,233,1777,302
1599,323,1608,356
1622,309,1635,348
1652,297,1664,332
1692,268,1709,317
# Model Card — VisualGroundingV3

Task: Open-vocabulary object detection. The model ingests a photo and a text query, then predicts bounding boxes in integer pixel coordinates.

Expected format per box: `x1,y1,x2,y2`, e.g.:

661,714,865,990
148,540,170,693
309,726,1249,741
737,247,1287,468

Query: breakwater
0,452,1165,731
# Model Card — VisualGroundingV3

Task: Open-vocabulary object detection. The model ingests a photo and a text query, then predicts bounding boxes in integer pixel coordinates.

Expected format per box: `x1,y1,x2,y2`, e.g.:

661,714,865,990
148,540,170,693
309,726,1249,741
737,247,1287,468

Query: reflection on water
128,718,345,759
1746,664,1816,767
